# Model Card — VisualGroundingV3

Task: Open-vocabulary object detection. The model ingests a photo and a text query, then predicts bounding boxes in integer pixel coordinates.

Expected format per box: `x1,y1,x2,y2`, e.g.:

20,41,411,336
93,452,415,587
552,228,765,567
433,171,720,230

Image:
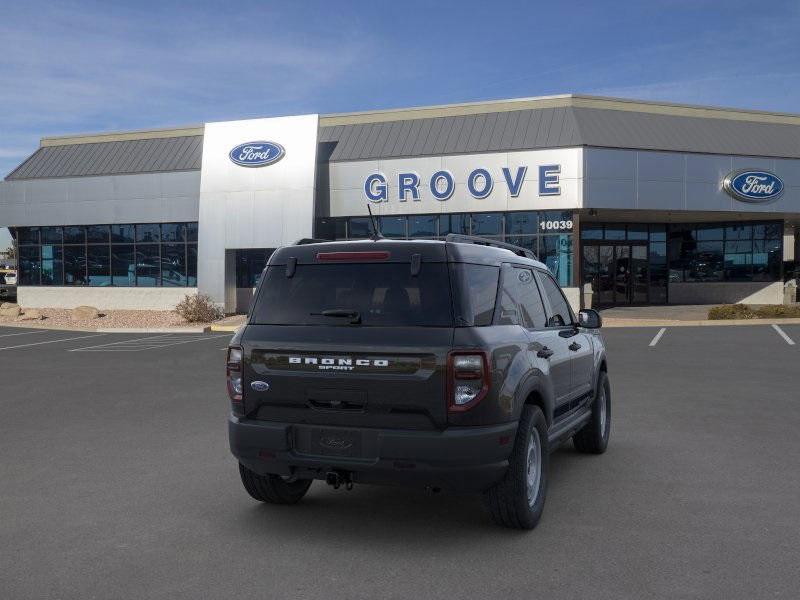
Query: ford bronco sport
227,234,610,529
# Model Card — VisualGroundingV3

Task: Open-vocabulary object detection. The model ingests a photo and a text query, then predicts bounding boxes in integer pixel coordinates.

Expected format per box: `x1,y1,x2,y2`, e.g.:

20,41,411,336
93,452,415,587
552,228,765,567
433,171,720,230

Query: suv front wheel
484,405,549,529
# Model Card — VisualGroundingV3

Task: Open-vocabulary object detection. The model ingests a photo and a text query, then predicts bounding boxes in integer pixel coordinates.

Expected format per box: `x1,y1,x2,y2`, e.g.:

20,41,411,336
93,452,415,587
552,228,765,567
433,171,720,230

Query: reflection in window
161,244,187,286
136,245,160,286
15,223,198,288
112,246,135,287
64,246,87,285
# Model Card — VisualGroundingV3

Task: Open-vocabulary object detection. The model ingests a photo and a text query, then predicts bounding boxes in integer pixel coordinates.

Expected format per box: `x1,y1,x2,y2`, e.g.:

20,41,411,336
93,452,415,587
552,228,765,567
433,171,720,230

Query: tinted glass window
17,227,40,245
348,217,371,239
538,272,573,327
450,263,499,327
471,213,503,236
379,216,406,238
87,245,111,286
63,226,85,244
187,245,198,286
136,224,160,243
186,222,199,243
41,245,63,285
162,244,187,286
86,225,109,244
136,245,160,286
252,263,452,327
439,214,469,236
497,267,546,328
19,246,40,285
64,246,87,285
409,215,437,237
111,224,135,243
506,212,538,235
112,245,135,286
161,223,185,243
41,227,63,244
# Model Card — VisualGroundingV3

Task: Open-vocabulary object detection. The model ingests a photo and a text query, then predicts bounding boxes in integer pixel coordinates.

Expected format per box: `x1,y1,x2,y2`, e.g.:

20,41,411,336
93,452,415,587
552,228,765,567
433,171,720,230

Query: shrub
175,294,223,323
707,304,757,320
708,304,800,320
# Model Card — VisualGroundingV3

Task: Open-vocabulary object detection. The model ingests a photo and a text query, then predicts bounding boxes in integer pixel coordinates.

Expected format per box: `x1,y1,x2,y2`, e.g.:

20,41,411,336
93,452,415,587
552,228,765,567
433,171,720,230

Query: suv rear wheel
238,464,312,504
484,405,549,529
573,371,611,454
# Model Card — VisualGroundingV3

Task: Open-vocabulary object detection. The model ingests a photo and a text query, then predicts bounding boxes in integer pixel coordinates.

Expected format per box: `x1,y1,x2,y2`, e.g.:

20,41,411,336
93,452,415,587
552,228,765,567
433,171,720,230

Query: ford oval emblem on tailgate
250,381,270,392
319,436,353,450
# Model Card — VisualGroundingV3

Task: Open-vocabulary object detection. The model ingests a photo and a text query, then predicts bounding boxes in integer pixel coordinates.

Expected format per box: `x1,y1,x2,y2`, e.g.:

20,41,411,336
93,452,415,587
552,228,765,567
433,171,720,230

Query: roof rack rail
445,234,538,261
294,238,332,245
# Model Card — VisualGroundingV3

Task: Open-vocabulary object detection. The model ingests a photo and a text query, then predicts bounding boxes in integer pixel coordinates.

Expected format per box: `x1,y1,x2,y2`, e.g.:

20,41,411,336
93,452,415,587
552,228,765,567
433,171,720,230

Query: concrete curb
603,317,800,328
95,327,211,334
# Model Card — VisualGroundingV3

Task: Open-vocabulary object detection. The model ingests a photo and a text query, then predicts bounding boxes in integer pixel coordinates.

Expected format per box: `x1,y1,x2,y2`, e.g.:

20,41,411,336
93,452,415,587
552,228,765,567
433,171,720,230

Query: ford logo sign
229,141,285,167
319,436,353,451
723,169,784,203
250,381,270,392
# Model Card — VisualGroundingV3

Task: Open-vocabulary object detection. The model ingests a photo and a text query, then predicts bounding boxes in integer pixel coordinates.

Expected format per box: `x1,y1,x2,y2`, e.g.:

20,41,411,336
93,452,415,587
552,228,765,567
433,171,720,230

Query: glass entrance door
583,242,649,305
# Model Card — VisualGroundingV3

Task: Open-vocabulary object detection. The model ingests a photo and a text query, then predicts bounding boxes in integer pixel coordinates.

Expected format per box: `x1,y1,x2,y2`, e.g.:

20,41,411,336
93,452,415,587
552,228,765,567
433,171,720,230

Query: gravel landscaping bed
0,308,218,330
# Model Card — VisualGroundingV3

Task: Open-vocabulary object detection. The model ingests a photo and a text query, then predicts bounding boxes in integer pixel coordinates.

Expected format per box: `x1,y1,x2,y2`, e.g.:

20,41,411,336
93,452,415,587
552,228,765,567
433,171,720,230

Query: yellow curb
209,324,241,332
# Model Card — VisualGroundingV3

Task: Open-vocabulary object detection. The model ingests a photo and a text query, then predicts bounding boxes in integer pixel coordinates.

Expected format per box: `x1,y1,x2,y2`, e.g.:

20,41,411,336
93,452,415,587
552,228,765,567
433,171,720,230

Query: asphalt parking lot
1,324,798,599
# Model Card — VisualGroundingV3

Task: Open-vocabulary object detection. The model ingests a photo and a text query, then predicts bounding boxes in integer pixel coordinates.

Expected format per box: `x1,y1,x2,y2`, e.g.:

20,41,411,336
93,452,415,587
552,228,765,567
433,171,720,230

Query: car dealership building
0,94,798,313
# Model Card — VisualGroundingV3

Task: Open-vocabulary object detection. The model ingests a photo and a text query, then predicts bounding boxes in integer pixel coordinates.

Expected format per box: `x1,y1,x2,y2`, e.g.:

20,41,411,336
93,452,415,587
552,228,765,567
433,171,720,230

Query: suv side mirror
578,309,602,329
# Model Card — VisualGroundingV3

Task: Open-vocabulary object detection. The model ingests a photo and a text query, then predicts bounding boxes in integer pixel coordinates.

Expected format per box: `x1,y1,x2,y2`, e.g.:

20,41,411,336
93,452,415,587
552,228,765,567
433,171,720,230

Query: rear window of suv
251,263,453,327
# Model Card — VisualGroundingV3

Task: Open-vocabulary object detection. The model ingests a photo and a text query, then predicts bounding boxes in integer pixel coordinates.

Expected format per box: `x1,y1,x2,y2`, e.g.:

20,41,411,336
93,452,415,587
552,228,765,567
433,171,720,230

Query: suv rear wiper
311,309,362,324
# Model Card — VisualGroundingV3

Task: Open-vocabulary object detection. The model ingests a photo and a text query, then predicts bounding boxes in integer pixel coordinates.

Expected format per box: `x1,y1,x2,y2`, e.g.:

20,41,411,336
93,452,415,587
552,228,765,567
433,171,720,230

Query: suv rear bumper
229,415,517,492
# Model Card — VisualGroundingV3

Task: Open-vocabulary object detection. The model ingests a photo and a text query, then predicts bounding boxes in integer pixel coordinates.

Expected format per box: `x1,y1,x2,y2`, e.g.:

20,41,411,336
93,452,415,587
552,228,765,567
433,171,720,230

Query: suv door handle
568,342,581,352
537,346,554,359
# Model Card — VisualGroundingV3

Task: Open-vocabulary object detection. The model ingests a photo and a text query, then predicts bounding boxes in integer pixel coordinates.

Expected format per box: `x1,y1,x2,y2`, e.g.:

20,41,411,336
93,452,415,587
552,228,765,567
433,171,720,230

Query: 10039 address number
539,220,573,231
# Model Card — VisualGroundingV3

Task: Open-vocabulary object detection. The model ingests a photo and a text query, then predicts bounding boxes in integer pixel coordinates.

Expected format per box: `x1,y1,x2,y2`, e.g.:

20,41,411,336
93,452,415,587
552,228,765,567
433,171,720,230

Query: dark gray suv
227,235,610,529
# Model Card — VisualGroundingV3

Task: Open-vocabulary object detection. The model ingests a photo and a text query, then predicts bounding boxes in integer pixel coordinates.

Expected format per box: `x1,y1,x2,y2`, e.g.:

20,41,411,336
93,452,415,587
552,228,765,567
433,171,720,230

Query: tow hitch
325,470,354,490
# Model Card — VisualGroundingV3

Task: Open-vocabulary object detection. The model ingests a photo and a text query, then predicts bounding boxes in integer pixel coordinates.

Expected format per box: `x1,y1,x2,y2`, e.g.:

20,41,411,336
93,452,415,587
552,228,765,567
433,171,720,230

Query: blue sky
1,0,799,249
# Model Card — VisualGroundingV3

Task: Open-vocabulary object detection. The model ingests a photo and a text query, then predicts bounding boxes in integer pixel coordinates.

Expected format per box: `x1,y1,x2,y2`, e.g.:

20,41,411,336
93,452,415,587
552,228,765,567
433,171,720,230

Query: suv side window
538,271,573,327
497,266,547,329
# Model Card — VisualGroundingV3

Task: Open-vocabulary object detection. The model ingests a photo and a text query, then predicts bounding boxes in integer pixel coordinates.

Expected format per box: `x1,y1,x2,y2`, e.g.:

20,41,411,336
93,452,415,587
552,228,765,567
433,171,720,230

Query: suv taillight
227,346,243,412
447,351,490,412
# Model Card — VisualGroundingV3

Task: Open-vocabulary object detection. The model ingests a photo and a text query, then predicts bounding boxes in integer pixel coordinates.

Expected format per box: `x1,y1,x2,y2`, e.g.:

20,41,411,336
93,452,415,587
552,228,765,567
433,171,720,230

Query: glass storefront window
136,224,160,243
379,216,406,238
86,225,109,244
540,234,572,287
581,224,603,240
41,245,63,286
627,225,648,240
64,226,85,244
161,223,185,243
87,245,111,286
41,227,63,245
408,215,437,237
348,217,371,239
63,246,87,285
604,224,626,240
15,222,198,288
439,214,469,236
111,245,136,287
506,212,538,235
136,245,160,286
471,213,503,236
161,244,187,286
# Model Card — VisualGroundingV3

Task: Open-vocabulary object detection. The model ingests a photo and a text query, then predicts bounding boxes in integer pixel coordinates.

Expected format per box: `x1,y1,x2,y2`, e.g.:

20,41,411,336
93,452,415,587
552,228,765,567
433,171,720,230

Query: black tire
238,463,312,505
484,405,549,530
573,371,611,454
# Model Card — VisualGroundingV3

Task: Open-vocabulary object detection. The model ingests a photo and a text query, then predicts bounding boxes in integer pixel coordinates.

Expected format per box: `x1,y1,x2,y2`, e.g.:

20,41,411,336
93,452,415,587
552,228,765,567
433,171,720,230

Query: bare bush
175,294,223,323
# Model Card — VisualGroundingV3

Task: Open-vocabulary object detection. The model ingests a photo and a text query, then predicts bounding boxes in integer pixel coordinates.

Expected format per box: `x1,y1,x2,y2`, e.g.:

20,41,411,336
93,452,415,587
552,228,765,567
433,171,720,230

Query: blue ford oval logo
229,141,285,167
250,381,270,392
723,170,784,203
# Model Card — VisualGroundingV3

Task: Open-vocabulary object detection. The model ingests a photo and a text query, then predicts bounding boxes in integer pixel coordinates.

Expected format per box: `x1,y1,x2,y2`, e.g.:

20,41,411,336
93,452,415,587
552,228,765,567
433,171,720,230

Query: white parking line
771,324,795,346
649,327,667,347
0,330,49,339
70,333,231,352
0,333,106,352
